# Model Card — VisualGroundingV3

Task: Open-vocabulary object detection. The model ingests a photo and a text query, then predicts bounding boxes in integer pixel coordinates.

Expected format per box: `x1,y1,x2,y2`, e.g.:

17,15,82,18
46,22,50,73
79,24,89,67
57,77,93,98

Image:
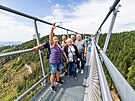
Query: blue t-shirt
42,41,50,59
88,37,92,42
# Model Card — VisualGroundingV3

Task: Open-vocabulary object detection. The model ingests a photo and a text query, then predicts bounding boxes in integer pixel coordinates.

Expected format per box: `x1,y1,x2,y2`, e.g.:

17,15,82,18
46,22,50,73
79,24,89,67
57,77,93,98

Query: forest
0,36,50,100
98,30,135,91
0,30,135,100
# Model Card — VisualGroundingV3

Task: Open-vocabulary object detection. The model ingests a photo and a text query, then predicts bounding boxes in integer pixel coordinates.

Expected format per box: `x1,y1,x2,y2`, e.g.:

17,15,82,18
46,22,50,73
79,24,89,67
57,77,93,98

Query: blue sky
0,0,135,42
0,0,85,18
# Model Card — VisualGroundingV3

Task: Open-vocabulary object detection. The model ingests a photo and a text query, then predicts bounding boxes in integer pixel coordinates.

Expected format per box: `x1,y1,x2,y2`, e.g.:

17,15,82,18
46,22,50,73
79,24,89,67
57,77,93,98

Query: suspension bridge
0,0,135,101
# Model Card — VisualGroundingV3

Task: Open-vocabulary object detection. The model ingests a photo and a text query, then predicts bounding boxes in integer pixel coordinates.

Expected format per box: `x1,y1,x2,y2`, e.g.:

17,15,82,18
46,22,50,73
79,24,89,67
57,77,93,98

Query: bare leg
50,74,56,86
56,71,60,81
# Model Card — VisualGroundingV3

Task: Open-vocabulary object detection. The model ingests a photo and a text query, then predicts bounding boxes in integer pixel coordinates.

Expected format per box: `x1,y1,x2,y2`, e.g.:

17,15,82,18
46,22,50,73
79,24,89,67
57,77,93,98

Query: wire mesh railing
86,38,102,101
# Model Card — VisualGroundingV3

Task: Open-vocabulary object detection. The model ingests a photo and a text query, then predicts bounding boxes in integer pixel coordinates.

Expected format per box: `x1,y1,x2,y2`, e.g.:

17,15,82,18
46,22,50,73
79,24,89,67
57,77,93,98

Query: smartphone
56,22,63,27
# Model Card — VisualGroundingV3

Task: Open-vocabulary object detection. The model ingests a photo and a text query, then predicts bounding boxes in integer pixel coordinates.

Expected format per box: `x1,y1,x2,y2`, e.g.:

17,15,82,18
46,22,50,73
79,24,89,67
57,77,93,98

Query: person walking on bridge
32,23,68,92
61,35,67,48
64,38,80,80
61,35,68,76
71,35,76,44
75,34,87,74
49,23,68,92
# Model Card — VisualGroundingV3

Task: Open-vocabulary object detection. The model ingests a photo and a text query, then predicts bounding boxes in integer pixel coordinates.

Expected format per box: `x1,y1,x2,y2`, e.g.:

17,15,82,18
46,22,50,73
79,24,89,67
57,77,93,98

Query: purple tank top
49,44,62,63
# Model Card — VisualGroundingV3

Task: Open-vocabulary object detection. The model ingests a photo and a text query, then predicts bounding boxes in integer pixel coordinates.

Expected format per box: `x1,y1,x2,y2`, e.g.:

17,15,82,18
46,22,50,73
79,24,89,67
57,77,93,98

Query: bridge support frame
96,29,101,43
34,20,46,85
103,5,120,53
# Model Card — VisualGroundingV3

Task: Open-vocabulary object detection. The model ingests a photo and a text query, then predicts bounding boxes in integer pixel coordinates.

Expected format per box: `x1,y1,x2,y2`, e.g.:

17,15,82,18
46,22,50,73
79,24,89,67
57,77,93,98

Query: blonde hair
71,35,75,38
76,34,81,37
65,38,72,43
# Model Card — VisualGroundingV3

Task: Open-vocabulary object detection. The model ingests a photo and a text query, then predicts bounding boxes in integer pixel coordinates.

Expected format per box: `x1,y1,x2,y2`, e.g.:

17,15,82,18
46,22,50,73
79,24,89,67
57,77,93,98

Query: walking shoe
60,68,64,74
76,68,79,73
50,86,57,92
65,72,68,76
67,75,70,79
56,80,64,85
81,69,84,74
74,77,78,81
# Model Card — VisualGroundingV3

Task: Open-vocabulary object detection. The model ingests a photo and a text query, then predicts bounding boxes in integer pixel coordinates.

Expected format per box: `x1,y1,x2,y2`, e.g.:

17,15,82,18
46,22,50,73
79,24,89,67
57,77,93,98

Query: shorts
50,63,62,74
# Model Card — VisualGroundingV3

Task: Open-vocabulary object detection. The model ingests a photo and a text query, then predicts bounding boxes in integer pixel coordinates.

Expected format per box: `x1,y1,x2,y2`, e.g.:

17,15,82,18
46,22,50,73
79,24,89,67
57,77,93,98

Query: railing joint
34,17,38,21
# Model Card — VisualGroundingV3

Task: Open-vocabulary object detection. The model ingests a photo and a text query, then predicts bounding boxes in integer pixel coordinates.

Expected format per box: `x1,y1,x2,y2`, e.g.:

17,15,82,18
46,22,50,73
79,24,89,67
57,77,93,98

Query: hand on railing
32,46,38,51
32,44,43,51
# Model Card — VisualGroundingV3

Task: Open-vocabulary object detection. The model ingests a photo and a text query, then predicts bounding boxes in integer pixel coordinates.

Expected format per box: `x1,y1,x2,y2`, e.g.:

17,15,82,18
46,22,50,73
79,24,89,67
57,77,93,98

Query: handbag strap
69,47,74,55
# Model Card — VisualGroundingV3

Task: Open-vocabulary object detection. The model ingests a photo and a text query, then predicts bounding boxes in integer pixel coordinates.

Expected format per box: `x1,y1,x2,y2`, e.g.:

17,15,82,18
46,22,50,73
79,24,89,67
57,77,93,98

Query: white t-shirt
68,46,75,62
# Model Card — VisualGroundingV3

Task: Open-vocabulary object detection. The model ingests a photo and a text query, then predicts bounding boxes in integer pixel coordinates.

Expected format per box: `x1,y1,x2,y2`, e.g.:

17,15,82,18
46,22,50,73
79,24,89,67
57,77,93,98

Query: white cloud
52,4,64,20
0,12,35,42
113,0,135,32
0,0,135,42
43,0,135,34
43,0,113,34
43,16,54,21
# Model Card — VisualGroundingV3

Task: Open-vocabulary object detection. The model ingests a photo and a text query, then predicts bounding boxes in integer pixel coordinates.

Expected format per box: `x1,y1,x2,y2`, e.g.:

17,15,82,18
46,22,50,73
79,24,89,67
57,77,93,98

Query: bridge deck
30,52,91,101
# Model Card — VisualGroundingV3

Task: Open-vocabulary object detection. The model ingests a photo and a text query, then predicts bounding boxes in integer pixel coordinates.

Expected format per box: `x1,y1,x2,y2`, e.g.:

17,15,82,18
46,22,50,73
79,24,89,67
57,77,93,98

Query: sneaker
76,68,79,73
60,68,64,74
65,72,68,76
50,86,57,92
81,69,84,74
56,80,64,85
74,77,78,81
67,75,70,79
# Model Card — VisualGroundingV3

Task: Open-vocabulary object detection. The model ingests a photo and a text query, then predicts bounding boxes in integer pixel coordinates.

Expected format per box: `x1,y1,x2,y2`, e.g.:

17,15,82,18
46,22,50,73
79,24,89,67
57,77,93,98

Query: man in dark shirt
42,40,50,59
33,40,50,59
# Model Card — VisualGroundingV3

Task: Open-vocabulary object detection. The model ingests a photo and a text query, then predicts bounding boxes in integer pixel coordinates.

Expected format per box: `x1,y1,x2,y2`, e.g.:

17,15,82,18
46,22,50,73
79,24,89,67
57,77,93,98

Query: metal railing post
34,20,46,84
95,0,120,34
96,29,101,43
67,30,69,38
103,5,120,53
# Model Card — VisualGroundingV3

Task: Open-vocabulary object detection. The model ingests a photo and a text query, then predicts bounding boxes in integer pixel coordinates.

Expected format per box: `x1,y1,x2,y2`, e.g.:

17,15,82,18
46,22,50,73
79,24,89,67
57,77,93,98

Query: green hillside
98,30,135,90
0,31,135,100
0,36,51,101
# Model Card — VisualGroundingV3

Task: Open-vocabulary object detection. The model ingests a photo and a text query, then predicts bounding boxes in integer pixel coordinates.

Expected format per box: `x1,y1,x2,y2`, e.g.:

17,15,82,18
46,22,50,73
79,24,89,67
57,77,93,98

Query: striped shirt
49,44,62,63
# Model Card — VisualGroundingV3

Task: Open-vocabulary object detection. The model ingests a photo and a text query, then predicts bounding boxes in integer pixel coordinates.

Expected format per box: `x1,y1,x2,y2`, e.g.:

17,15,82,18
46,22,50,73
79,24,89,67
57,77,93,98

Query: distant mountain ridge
0,41,22,47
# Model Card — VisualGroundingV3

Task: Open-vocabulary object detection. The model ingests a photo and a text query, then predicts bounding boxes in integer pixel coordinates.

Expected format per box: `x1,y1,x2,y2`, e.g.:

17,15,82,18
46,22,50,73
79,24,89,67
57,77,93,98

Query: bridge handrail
0,48,33,58
96,0,120,34
87,39,112,101
96,43,135,101
0,5,79,34
94,42,113,101
15,72,50,101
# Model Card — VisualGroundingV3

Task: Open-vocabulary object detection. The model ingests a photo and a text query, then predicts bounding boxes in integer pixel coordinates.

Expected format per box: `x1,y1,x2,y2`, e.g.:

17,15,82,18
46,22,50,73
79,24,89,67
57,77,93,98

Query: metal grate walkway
30,52,91,101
